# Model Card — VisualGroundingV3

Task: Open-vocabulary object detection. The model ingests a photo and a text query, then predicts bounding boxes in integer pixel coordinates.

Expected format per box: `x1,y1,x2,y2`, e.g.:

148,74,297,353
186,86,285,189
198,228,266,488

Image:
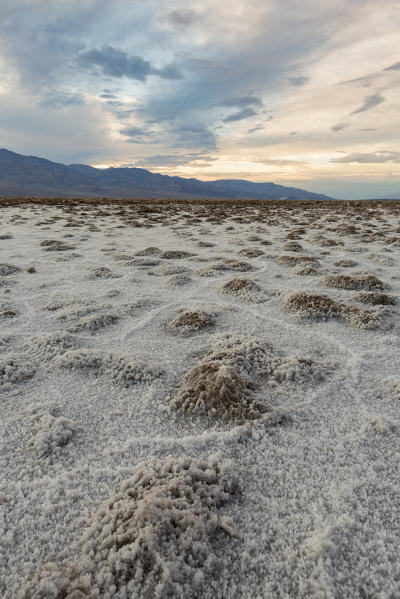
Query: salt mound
25,332,80,360
205,334,331,386
321,273,385,291
40,240,76,251
276,255,319,267
167,310,215,336
282,242,303,252
0,263,22,276
156,264,191,276
0,353,36,392
238,248,264,258
57,350,163,387
21,455,239,599
356,291,397,305
333,259,358,267
166,273,192,286
31,412,76,458
291,264,319,276
87,266,118,279
170,361,265,422
68,312,120,333
161,250,194,259
219,278,264,302
283,293,342,320
215,259,254,272
341,305,383,330
134,246,162,256
0,302,20,318
283,292,385,330
127,258,161,267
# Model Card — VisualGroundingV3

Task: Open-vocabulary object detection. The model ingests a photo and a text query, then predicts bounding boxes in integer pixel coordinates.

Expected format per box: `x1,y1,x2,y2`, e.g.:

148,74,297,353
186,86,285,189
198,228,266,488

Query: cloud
164,9,200,27
383,61,400,71
218,95,264,108
288,76,309,86
133,152,217,168
256,158,307,166
331,151,400,164
331,122,349,132
350,93,385,114
223,107,257,123
171,123,217,150
78,46,183,81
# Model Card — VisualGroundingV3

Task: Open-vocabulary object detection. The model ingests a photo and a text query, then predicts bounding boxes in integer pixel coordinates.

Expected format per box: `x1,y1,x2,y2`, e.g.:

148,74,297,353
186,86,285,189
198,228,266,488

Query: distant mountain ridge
0,148,336,200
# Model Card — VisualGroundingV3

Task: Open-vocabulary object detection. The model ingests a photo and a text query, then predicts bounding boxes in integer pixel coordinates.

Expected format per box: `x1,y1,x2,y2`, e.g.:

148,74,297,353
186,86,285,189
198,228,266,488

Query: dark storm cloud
350,93,385,115
78,46,183,81
331,151,400,164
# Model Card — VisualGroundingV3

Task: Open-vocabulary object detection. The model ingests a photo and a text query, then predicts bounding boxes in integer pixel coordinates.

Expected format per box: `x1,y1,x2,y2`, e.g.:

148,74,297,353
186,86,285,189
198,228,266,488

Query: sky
0,0,399,199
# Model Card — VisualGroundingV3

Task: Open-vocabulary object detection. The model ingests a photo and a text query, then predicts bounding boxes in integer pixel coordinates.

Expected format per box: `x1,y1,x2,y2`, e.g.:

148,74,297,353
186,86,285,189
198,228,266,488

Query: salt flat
1,198,399,598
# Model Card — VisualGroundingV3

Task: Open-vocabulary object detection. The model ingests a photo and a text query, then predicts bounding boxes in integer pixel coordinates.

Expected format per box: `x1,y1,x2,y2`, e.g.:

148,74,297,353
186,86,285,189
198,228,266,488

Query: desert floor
1,197,399,598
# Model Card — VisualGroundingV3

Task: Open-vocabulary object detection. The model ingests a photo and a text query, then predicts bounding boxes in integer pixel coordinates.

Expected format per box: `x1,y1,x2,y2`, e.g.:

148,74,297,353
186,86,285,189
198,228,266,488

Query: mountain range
0,148,336,200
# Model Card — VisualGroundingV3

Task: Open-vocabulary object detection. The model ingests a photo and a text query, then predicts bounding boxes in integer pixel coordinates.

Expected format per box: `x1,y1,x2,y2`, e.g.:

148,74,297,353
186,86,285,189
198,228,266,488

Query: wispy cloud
331,151,400,164
223,107,257,123
78,46,183,81
331,122,349,132
350,93,385,115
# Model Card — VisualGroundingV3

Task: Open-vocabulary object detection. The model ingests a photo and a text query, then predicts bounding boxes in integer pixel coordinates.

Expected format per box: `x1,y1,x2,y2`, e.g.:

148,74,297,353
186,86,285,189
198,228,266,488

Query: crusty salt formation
134,246,162,256
0,353,36,392
0,262,22,276
276,255,319,267
0,302,20,318
356,291,397,305
161,250,194,259
68,312,120,333
321,273,385,291
166,273,192,286
238,248,264,258
291,264,319,276
282,242,303,252
341,304,383,330
21,456,239,599
283,292,342,320
205,333,332,386
170,361,265,422
283,292,384,330
167,310,215,336
87,266,118,279
216,259,254,272
333,259,358,267
219,277,264,302
31,412,77,458
40,240,76,251
170,334,330,422
57,349,163,387
25,332,80,360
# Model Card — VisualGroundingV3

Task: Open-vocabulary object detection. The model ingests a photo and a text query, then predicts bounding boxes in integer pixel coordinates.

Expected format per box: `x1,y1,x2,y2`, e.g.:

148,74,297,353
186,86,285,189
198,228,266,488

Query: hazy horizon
1,1,400,199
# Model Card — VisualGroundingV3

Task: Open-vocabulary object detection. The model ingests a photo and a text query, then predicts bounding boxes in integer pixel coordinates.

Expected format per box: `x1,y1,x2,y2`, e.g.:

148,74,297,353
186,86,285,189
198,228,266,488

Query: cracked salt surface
1,198,400,598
